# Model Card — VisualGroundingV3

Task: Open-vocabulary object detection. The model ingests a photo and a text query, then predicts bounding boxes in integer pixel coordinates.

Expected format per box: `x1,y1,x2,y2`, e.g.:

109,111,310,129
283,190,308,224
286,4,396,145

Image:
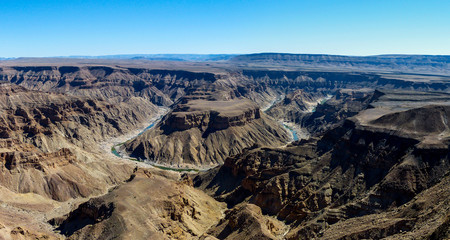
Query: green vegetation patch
153,165,199,172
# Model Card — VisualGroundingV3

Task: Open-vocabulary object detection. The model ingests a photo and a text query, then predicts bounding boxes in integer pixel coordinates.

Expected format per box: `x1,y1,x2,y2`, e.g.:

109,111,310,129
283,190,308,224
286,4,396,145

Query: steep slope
265,89,325,122
300,89,377,135
123,98,291,168
202,203,287,240
0,66,218,106
0,83,160,239
369,105,450,136
194,90,450,239
50,169,226,240
0,83,158,152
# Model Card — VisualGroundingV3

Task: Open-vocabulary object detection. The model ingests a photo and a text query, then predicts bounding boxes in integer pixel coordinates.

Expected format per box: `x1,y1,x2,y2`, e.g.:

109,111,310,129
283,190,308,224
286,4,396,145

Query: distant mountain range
230,53,450,64
2,53,449,74
61,54,238,61
230,53,450,74
2,53,449,62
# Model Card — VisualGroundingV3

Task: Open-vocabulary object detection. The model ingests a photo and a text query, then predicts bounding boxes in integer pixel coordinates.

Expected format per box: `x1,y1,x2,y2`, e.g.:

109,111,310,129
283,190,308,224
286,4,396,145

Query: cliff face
0,84,158,201
3,65,449,112
298,89,377,135
369,105,450,136
194,92,450,239
203,203,287,240
0,84,158,152
124,98,290,168
265,89,324,122
0,66,218,106
166,99,262,131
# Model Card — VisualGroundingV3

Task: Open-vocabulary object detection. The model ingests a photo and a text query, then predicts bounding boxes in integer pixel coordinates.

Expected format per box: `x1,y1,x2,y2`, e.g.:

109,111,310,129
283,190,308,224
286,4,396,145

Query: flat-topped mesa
166,99,261,132
124,98,290,168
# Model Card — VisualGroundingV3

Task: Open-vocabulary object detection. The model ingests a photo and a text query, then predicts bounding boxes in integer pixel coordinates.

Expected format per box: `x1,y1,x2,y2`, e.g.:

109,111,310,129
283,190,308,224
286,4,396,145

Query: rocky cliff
50,169,226,240
0,66,218,106
298,89,377,135
0,83,158,202
194,90,450,239
124,98,290,168
265,89,325,122
0,83,158,152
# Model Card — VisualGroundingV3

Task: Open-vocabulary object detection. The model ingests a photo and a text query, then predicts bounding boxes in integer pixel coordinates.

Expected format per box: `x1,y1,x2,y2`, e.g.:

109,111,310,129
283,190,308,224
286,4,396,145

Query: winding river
263,95,300,142
109,107,202,172
109,94,331,170
110,108,167,159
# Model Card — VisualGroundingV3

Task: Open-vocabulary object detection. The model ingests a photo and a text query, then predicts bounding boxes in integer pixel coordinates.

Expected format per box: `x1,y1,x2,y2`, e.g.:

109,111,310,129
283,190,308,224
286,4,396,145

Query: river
108,107,203,172
109,107,168,158
264,94,333,142
262,95,300,142
109,93,330,169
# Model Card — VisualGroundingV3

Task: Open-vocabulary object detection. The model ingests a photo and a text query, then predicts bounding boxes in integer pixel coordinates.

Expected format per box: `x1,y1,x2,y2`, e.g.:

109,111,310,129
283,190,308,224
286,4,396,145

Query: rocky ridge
124,98,291,168
265,89,325,123
50,169,226,240
0,66,218,106
0,83,162,239
194,90,450,239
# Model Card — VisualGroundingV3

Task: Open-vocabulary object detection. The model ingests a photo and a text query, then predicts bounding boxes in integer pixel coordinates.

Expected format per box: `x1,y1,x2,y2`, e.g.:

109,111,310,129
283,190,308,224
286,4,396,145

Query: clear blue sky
1,0,449,57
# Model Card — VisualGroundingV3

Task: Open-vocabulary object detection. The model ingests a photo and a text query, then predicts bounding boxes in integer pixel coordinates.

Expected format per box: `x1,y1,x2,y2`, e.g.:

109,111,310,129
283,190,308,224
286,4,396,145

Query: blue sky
1,0,449,57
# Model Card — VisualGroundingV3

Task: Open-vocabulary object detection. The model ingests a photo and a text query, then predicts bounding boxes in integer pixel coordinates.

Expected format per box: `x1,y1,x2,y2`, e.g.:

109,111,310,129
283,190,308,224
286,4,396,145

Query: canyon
0,55,449,239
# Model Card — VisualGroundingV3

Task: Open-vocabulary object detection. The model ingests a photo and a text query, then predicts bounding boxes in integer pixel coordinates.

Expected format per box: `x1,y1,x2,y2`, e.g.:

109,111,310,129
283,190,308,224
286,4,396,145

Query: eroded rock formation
0,59,449,240
50,168,226,240
194,90,450,239
124,98,290,167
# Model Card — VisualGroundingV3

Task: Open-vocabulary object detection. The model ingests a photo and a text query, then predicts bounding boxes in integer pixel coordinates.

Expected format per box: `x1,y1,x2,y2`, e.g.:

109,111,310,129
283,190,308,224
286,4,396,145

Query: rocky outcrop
202,203,287,240
124,98,290,167
0,84,157,201
0,83,158,151
369,105,450,136
166,99,261,132
194,91,450,239
50,168,226,240
265,89,325,123
300,89,377,135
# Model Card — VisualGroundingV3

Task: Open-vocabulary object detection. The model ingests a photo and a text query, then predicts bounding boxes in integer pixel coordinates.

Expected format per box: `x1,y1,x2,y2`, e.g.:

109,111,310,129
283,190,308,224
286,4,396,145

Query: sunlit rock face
194,90,450,239
124,98,290,168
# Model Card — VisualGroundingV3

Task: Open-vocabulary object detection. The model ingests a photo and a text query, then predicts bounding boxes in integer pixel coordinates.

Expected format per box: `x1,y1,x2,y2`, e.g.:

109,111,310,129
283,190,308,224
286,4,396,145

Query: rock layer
124,98,290,167
194,90,450,239
0,83,157,201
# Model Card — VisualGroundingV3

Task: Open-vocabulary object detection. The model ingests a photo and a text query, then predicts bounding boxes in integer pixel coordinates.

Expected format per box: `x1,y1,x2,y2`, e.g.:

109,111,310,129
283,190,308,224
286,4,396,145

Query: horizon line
2,52,450,59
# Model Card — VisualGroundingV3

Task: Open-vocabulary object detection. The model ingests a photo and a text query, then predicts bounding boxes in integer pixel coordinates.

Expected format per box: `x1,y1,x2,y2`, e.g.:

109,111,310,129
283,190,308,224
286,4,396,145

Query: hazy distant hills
61,54,237,61
230,53,450,66
0,54,237,62
2,53,449,74
230,53,450,74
